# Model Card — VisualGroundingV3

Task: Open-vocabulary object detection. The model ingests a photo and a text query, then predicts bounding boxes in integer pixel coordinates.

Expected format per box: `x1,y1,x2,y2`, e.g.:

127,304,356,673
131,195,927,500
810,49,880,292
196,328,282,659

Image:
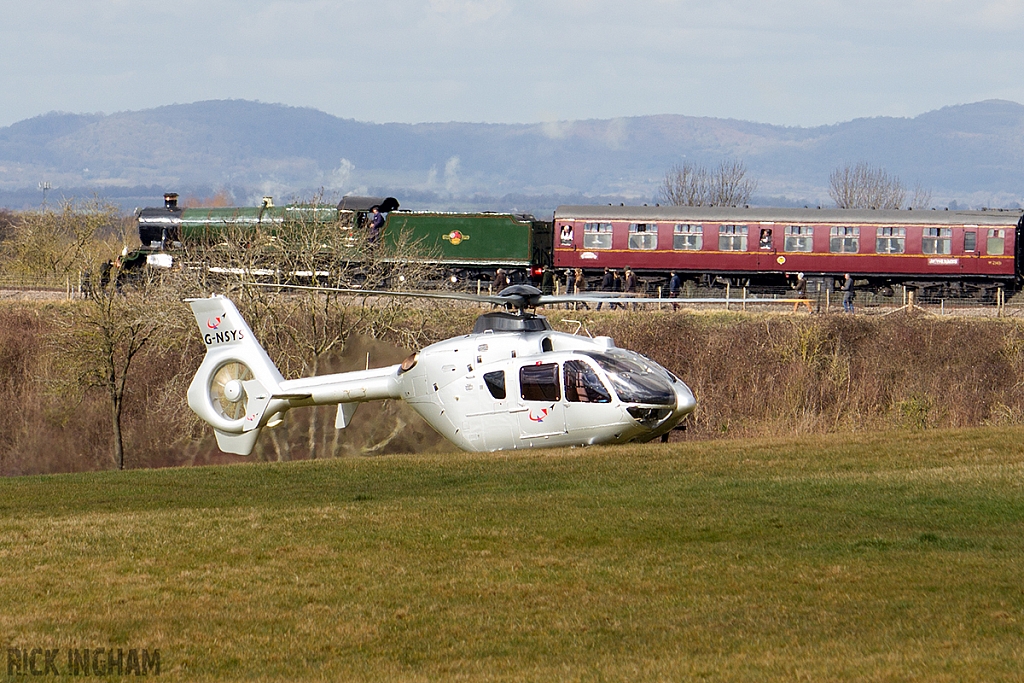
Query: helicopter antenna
560,319,584,336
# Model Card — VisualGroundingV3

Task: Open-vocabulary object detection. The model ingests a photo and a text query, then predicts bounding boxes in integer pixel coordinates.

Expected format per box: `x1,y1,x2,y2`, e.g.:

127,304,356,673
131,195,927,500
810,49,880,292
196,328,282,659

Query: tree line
658,160,933,209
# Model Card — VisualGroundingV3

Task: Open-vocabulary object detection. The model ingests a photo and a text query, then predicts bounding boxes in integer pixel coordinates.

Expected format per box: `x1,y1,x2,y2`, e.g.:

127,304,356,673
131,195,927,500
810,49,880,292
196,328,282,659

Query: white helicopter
186,285,696,455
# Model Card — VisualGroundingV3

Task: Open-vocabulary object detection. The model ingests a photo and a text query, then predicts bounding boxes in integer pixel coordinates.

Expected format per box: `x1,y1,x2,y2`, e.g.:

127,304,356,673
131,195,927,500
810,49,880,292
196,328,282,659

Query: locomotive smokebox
164,193,179,210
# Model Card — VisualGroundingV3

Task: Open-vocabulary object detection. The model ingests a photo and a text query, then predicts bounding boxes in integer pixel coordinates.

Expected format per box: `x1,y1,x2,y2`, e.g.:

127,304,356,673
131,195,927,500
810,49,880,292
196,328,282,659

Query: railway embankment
3,300,1024,476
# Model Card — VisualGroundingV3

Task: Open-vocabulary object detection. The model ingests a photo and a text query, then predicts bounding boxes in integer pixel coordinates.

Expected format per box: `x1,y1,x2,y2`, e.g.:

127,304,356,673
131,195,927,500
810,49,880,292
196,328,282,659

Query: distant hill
1,99,1021,213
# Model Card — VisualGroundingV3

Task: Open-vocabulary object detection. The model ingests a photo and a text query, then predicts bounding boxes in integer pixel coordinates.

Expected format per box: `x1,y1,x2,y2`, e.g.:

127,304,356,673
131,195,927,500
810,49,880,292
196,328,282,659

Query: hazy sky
2,0,1022,129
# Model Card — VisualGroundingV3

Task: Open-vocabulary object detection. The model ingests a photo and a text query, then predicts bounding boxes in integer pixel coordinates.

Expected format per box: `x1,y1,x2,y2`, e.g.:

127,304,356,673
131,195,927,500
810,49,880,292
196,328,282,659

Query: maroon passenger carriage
552,205,1024,299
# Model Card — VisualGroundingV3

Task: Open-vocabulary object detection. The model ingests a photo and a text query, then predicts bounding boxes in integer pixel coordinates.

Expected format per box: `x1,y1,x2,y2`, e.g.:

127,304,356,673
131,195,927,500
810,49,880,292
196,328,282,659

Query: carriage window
784,225,813,252
558,224,575,246
876,227,906,254
830,226,859,253
520,363,560,402
922,228,952,255
564,360,611,403
483,371,506,400
758,228,773,249
964,231,977,252
673,224,703,250
628,223,658,250
583,222,612,250
987,229,1005,256
718,225,748,251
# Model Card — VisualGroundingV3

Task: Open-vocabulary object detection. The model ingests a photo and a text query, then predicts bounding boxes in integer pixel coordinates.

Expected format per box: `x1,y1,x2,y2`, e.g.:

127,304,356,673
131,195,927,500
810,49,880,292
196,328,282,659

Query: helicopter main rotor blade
249,282,783,308
251,282,512,306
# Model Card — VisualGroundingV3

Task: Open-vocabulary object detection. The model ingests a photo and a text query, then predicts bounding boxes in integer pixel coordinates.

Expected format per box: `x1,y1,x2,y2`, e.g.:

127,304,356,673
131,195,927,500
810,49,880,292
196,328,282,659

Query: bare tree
0,198,129,285
829,162,932,210
658,161,757,207
910,184,933,211
712,161,758,207
0,209,16,245
659,163,708,206
55,260,188,470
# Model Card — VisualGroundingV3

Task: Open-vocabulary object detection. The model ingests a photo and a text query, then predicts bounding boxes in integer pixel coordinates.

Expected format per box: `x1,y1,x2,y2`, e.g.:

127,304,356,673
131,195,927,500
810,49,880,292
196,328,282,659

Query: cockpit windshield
581,351,676,406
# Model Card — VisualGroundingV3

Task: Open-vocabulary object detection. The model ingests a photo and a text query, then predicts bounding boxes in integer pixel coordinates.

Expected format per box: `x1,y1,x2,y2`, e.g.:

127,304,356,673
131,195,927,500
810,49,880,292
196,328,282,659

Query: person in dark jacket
623,266,638,310
493,268,510,292
541,265,554,294
368,206,385,243
842,273,855,313
793,272,813,313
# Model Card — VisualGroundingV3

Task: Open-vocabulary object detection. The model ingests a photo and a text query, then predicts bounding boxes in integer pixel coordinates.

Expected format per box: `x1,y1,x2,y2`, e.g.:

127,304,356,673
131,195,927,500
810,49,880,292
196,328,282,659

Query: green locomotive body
136,193,553,284
382,211,552,279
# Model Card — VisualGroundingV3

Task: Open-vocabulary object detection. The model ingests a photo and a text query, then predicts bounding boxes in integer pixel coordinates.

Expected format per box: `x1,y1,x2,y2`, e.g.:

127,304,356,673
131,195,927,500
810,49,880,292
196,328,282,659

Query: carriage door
1016,216,1024,280
961,227,979,276
516,362,566,439
756,223,778,271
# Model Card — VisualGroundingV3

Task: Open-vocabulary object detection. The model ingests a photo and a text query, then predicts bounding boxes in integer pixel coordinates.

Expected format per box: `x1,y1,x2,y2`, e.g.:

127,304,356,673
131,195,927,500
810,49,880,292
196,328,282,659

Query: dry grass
592,309,1024,439
1,428,1023,680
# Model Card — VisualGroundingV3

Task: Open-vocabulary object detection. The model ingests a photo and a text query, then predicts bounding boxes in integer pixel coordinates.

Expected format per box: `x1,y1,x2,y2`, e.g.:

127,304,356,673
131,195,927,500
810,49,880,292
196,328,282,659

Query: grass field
2,428,1024,681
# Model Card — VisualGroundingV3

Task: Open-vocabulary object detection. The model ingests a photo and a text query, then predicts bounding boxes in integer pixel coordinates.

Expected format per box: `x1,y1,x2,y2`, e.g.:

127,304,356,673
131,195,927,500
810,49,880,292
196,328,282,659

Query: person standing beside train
669,271,681,311
793,272,813,313
564,269,575,309
493,268,510,293
541,265,554,295
842,273,855,313
611,269,623,310
597,267,614,310
573,267,589,310
623,266,638,310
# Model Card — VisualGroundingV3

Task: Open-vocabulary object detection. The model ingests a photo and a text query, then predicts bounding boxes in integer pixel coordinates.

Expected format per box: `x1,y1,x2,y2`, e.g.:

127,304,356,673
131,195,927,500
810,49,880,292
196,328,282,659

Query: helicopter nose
673,379,697,419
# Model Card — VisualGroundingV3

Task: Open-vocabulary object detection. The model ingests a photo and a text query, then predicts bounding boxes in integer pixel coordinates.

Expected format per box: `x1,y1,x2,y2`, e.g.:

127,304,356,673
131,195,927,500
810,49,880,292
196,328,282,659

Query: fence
0,273,85,300
543,279,1024,318
4,272,1023,317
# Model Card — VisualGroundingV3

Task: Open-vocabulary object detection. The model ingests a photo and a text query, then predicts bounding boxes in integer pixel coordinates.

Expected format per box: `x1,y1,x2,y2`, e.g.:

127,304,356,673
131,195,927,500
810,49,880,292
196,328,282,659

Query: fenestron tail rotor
210,361,254,421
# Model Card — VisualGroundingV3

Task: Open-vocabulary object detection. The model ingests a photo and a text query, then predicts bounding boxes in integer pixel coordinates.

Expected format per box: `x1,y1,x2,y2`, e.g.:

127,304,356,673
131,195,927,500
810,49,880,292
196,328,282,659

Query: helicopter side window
564,360,611,403
483,370,506,400
519,363,560,402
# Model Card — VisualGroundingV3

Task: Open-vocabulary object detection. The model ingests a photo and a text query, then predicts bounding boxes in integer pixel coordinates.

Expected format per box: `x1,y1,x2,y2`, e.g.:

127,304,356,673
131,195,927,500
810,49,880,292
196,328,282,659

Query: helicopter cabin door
459,369,518,451
515,362,566,439
562,359,615,435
